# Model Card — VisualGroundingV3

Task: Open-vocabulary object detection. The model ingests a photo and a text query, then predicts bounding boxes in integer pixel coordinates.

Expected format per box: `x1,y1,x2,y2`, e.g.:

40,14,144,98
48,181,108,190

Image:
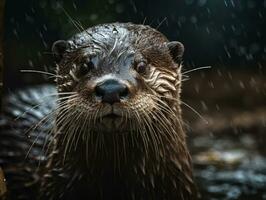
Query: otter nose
95,79,129,104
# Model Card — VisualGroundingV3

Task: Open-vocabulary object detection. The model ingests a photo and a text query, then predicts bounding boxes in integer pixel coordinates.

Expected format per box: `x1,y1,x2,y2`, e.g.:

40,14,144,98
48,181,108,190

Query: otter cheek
78,80,98,101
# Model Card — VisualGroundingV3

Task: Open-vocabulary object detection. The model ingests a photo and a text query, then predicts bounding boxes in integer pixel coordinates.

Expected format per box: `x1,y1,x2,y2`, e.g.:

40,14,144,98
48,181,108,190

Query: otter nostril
95,79,129,104
119,86,129,99
95,85,105,98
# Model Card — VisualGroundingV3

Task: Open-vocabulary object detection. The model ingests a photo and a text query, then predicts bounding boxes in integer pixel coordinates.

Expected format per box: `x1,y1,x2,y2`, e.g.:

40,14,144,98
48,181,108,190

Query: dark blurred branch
0,0,5,106
0,167,7,200
0,1,7,198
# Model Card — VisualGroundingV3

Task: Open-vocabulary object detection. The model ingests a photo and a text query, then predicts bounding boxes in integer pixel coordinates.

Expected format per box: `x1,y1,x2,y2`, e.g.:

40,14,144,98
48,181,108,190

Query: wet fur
0,23,198,200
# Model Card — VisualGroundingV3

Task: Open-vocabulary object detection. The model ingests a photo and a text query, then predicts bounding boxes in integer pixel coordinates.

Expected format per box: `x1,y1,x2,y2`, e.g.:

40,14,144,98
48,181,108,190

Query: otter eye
79,58,95,75
135,61,147,74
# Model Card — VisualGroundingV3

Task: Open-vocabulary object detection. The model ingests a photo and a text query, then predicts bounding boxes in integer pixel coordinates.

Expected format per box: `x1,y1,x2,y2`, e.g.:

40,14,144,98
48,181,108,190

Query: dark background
3,0,266,91
2,1,266,199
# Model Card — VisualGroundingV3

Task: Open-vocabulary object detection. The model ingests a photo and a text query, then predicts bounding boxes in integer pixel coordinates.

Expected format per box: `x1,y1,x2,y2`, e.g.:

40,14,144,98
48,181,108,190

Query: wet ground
183,69,266,200
190,132,266,200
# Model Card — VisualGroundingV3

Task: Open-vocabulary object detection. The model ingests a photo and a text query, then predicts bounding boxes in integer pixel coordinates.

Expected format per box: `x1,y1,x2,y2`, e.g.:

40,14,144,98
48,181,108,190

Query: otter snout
95,79,129,104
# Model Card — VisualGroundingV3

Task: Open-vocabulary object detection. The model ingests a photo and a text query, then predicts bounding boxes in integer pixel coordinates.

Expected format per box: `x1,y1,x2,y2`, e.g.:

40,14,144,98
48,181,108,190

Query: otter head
52,23,184,137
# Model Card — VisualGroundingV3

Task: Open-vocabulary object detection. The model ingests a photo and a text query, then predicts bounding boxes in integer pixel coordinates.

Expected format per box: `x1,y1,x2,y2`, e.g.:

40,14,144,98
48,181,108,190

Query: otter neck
51,105,186,172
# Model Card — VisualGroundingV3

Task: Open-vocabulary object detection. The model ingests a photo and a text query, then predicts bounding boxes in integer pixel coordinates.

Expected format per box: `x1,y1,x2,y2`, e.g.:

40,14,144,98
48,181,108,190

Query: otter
0,23,198,200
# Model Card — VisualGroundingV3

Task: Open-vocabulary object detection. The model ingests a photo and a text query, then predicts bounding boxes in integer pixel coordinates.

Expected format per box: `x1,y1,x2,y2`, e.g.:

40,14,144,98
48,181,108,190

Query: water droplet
224,0,228,7
247,0,256,8
115,4,124,14
250,43,260,54
239,81,245,89
72,2,77,10
108,0,115,4
230,0,235,7
190,15,197,24
179,16,186,24
206,27,210,34
89,14,98,21
28,60,34,67
198,0,207,7
185,0,194,5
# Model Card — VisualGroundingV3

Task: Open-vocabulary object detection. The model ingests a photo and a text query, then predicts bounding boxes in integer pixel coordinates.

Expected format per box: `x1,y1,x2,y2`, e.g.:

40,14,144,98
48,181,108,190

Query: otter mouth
102,113,121,119
97,107,128,132
100,104,124,119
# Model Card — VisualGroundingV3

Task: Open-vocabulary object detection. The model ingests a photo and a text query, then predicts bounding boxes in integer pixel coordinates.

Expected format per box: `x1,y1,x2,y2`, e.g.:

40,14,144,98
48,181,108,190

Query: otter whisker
146,94,186,144
25,101,73,160
67,110,83,153
120,109,127,163
24,99,70,138
60,105,81,148
150,109,176,141
151,95,178,119
49,92,77,96
112,129,120,173
15,93,78,121
74,20,94,38
62,109,81,163
127,108,136,148
59,54,83,78
154,94,208,124
42,98,79,157
70,110,85,153
151,97,176,117
93,105,102,126
131,108,149,156
148,94,177,117
149,94,187,128
142,17,147,25
88,111,96,161
85,126,90,167
20,69,60,78
156,17,167,30
182,66,211,75
83,109,94,167
145,108,168,158
70,109,85,151
87,106,102,162
181,101,208,124
42,102,75,153
141,110,160,159
30,97,77,144
74,110,90,151
153,111,184,156
60,6,83,33
121,131,127,163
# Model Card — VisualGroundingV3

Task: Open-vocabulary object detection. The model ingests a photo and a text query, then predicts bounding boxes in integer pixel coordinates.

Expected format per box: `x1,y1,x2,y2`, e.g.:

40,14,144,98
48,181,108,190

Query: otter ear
167,41,184,65
52,40,70,62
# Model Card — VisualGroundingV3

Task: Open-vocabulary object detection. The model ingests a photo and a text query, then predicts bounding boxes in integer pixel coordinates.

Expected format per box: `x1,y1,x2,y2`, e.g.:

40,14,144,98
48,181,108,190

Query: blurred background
2,0,266,199
3,0,266,88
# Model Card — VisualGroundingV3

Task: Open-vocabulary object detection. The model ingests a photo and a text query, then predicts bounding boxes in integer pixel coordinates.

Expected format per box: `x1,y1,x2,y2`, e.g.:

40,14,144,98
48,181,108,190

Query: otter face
52,24,184,133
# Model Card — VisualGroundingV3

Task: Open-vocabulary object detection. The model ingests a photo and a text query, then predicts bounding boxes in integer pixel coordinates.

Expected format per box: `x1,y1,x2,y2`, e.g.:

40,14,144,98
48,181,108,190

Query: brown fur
39,23,198,200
